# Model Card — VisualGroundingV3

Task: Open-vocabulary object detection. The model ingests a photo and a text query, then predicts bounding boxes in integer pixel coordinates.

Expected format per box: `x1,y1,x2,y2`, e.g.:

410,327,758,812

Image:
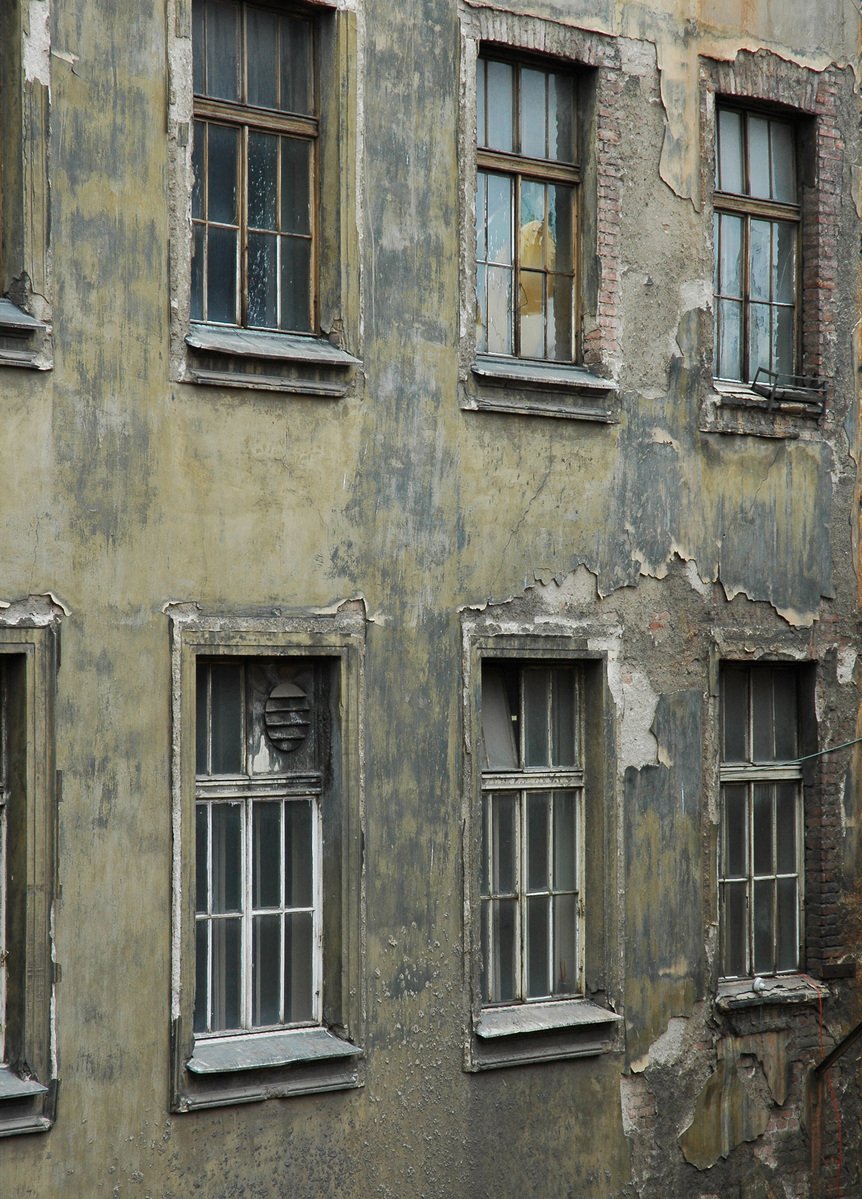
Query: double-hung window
194,659,322,1034
479,662,583,1004
476,54,578,363
713,107,799,387
191,0,317,333
719,663,805,979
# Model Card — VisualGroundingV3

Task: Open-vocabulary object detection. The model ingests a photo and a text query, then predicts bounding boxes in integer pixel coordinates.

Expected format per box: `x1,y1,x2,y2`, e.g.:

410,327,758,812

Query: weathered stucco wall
0,0,860,1195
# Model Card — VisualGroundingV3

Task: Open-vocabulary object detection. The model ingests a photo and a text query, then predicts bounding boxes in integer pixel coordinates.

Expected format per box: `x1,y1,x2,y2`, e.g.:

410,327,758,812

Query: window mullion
243,797,252,1030
517,790,526,1001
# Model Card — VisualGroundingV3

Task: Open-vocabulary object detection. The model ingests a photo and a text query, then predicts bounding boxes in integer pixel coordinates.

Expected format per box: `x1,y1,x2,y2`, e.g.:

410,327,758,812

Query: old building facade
0,0,861,1195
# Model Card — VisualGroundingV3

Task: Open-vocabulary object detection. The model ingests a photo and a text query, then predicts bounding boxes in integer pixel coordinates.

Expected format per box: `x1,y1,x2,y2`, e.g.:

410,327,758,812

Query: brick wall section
583,67,623,373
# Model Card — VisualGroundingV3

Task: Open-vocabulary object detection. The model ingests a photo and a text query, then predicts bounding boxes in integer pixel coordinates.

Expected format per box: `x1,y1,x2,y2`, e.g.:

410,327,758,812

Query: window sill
464,355,619,422
468,999,621,1071
175,1026,363,1111
715,974,828,1013
183,324,362,397
0,1066,53,1137
0,298,50,371
700,380,825,439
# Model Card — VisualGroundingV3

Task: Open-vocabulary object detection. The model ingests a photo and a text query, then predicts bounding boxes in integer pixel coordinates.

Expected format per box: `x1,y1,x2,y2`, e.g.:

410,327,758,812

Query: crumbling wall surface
0,0,859,1198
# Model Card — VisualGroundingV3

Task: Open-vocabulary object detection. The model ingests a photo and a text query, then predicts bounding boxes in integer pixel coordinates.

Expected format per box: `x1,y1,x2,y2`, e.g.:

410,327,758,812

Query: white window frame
170,611,365,1111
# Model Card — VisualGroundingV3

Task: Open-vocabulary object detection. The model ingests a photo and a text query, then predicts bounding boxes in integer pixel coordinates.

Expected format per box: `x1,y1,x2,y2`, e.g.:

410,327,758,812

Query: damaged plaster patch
0,593,70,621
607,661,660,771
631,1015,689,1074
23,0,51,85
837,644,857,685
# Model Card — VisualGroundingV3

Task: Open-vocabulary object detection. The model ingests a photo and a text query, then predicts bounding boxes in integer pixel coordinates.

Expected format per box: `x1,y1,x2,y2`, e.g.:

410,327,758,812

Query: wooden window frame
191,0,319,334
713,104,801,387
476,50,580,364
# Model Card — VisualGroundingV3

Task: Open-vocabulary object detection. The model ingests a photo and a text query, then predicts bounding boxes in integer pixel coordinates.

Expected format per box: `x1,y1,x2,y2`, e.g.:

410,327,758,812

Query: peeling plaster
837,645,857,685
23,0,51,86
607,661,660,771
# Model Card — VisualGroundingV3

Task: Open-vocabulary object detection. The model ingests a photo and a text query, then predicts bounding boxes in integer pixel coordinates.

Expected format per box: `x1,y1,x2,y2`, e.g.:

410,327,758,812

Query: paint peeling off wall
23,0,50,86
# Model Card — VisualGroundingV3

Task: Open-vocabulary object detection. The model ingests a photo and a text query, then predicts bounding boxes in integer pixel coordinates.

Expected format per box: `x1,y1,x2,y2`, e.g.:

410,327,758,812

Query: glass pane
195,803,208,911
491,898,517,1002
722,881,747,976
211,802,242,912
549,72,574,163
521,179,546,261
748,115,771,198
527,895,550,998
527,793,549,890
519,273,545,358
280,236,312,332
477,59,486,147
753,878,774,974
722,667,748,761
551,669,576,766
771,120,795,202
476,173,487,262
749,220,771,302
490,793,516,893
716,299,742,381
285,911,314,1022
205,0,239,101
191,124,204,220
194,919,208,1032
206,225,238,325
718,213,743,297
553,792,577,890
748,302,771,380
285,799,313,907
776,877,798,971
253,913,281,1026
486,174,513,265
520,68,547,159
523,669,551,768
773,221,796,305
717,108,743,192
486,59,513,152
722,785,747,876
248,233,278,328
548,184,574,275
752,668,775,761
485,265,512,355
253,801,281,908
282,138,311,235
192,0,205,94
207,123,238,224
476,266,487,353
774,308,794,380
548,274,574,362
772,668,798,760
481,665,518,770
753,784,773,875
196,666,208,774
191,225,205,321
776,783,798,873
281,16,313,116
211,916,242,1029
210,662,243,773
480,901,491,1001
247,7,278,109
248,132,278,229
553,893,577,994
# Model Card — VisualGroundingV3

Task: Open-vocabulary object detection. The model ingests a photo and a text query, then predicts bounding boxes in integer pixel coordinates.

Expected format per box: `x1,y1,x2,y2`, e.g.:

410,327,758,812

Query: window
462,633,619,1072
480,662,583,1004
191,0,317,333
475,54,578,363
0,625,58,1135
194,658,323,1034
170,614,364,1111
713,107,799,387
719,664,805,979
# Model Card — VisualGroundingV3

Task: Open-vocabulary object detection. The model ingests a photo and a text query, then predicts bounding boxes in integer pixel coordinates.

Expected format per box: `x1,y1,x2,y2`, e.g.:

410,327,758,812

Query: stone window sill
715,974,828,1013
701,380,826,439
464,355,619,422
469,998,621,1071
0,298,50,371
183,324,362,397
0,1066,53,1137
176,1026,363,1111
